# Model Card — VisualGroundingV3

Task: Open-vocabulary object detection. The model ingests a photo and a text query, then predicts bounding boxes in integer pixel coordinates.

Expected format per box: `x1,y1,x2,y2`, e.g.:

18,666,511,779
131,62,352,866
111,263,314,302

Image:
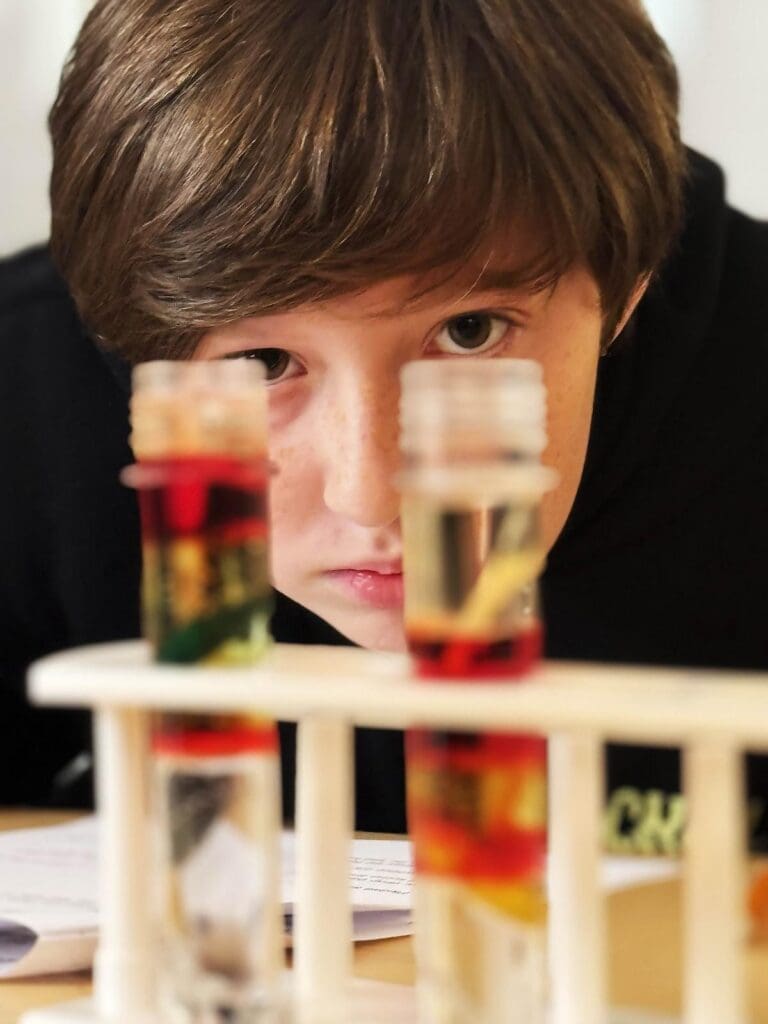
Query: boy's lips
324,561,404,610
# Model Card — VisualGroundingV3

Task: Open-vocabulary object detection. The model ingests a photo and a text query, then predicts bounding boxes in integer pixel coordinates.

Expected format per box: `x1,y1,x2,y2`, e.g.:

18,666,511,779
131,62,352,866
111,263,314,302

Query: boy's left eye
434,313,511,355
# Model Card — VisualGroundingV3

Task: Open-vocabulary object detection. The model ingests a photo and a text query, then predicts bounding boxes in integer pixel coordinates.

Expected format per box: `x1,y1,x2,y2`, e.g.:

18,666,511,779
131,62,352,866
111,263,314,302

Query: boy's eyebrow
396,267,549,315
364,272,545,321
462,263,564,298
467,267,535,292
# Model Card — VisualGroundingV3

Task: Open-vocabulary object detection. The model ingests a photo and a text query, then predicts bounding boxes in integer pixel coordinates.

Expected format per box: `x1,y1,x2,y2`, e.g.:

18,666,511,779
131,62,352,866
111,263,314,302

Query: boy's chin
323,606,408,654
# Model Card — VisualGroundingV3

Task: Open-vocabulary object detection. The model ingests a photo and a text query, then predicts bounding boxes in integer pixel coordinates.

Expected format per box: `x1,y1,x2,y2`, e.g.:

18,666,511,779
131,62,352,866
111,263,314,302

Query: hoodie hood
543,150,768,668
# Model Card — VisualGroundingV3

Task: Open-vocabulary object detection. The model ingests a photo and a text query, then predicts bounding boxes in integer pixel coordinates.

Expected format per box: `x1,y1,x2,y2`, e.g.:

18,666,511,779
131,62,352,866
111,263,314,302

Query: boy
2,0,767,850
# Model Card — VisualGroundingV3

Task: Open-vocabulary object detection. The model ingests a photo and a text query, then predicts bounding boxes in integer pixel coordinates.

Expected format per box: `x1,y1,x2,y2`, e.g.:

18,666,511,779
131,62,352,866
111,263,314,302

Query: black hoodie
1,152,767,849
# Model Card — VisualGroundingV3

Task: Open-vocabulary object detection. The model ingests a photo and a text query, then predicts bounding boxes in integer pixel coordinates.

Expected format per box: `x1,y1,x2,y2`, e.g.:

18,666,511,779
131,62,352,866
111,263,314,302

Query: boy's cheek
543,402,595,538
541,485,579,552
540,404,596,548
268,443,307,514
268,447,312,567
537,348,601,546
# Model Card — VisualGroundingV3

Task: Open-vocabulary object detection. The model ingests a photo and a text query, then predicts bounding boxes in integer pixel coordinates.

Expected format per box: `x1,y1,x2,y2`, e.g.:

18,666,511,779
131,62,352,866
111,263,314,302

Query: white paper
280,834,413,947
280,833,413,911
0,818,414,978
0,817,99,978
0,816,678,979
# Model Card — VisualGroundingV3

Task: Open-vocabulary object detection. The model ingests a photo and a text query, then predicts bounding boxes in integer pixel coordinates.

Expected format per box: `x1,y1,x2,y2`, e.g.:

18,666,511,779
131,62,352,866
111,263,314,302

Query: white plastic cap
400,358,548,462
130,359,267,458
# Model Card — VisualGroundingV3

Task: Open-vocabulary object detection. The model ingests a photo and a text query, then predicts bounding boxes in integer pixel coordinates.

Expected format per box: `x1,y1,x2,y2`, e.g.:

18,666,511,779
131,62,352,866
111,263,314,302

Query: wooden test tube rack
21,640,767,1024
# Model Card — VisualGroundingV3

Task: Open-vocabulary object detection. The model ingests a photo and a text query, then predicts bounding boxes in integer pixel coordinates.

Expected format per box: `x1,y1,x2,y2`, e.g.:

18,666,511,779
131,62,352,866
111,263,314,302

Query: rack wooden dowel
683,738,745,1024
548,730,606,1024
93,706,153,1023
294,716,354,1022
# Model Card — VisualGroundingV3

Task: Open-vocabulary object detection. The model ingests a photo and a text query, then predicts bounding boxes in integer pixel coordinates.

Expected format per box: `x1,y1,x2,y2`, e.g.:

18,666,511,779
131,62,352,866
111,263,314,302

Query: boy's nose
320,384,401,528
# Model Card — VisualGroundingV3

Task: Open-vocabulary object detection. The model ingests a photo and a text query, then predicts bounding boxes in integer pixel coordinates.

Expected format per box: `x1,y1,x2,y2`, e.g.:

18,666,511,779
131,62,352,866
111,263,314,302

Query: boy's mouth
324,561,404,610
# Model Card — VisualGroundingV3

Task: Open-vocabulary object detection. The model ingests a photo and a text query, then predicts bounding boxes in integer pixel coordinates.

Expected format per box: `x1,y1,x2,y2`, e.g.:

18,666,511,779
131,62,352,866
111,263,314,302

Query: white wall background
0,1,91,256
645,0,768,219
0,1,766,257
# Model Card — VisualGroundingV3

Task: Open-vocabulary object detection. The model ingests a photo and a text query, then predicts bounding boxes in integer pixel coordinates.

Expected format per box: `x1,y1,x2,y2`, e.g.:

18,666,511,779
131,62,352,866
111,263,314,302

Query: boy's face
196,264,604,651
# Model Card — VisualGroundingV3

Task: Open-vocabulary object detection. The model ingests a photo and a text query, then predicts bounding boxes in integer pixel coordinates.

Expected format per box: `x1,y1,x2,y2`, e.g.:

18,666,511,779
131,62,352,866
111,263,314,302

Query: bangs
133,0,595,342
51,0,683,361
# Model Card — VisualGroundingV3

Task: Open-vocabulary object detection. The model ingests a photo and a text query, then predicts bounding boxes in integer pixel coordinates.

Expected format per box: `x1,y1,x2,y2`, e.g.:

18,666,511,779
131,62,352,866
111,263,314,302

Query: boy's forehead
323,247,553,322
334,272,516,319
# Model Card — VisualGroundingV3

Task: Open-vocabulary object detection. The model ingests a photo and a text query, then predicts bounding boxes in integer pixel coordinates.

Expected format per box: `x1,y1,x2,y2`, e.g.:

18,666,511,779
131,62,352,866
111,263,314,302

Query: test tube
124,360,283,1023
398,359,556,1024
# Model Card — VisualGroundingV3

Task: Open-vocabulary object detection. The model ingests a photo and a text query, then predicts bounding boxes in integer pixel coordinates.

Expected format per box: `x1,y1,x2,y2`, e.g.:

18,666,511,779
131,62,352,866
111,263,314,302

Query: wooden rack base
21,984,679,1024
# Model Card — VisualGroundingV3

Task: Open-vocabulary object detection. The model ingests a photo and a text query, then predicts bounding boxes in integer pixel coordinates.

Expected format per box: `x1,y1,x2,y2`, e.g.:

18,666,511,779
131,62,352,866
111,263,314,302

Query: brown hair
50,0,684,362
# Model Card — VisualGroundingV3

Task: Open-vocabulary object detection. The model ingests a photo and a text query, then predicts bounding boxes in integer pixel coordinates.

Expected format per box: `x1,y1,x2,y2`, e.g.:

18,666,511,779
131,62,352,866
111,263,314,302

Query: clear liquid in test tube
399,358,556,1024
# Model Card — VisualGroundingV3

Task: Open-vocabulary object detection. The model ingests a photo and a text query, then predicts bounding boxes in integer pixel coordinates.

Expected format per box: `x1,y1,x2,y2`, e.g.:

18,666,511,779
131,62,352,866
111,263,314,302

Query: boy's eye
224,347,296,382
434,313,511,354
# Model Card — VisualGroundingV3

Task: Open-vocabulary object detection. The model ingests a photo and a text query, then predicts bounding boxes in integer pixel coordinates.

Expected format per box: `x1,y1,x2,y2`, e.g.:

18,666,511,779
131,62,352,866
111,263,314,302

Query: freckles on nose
365,381,400,445
318,380,402,525
346,398,399,465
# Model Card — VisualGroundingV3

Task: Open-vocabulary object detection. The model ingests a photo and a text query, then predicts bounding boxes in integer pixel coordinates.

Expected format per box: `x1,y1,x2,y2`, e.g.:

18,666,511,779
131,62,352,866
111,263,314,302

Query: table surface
3,811,768,1024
